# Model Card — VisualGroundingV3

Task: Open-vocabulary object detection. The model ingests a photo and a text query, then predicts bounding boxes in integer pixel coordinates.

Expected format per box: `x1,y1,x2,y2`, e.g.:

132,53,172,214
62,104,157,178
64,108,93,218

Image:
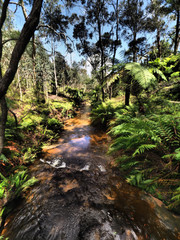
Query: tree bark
98,15,105,102
174,9,180,55
125,85,130,106
157,28,161,58
112,0,119,66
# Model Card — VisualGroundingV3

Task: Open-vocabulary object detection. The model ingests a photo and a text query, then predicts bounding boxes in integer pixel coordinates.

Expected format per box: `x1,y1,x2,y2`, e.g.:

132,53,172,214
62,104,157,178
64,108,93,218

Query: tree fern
125,62,156,89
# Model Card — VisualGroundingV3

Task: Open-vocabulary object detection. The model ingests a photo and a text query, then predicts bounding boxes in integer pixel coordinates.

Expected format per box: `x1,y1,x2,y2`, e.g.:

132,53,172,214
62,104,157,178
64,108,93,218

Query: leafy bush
21,115,43,130
65,87,84,107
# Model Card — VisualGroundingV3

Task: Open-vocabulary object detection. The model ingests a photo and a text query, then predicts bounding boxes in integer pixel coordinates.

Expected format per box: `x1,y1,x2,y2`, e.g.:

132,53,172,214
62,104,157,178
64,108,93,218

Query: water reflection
69,135,91,149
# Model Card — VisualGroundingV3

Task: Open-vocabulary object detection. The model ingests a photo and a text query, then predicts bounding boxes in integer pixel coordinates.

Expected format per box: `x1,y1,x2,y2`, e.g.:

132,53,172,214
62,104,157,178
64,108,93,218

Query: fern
125,62,156,89
91,102,115,128
168,187,180,210
133,144,157,156
0,154,9,163
0,170,38,199
150,67,167,82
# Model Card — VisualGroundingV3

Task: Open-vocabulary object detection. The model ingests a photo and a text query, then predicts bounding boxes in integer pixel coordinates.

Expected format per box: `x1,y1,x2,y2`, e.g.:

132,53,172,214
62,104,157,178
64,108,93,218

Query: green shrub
21,115,43,130
47,118,63,132
65,87,84,107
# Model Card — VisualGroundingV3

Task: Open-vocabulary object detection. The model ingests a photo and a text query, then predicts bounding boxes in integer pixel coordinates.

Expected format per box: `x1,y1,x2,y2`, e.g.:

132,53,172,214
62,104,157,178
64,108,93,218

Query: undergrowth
108,99,180,213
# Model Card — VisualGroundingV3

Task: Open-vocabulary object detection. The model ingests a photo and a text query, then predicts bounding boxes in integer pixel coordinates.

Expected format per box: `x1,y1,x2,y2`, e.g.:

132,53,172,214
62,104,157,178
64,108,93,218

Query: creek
1,104,180,240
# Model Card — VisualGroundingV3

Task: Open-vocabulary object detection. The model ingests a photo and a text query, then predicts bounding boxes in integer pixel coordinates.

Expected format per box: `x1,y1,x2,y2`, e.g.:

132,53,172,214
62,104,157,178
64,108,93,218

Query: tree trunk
112,0,119,66
0,0,43,152
133,32,137,62
98,17,105,102
157,28,161,58
0,96,7,153
0,0,43,100
174,9,180,55
125,85,130,106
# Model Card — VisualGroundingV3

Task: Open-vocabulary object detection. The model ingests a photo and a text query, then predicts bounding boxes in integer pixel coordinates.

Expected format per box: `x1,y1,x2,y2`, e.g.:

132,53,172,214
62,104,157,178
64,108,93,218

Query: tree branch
9,1,28,20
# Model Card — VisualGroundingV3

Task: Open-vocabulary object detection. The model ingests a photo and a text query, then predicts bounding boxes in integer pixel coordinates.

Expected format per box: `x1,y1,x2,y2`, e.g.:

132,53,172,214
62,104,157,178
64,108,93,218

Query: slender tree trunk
0,96,7,153
32,34,36,84
157,28,161,58
17,70,23,101
112,0,119,66
51,39,58,95
125,84,130,106
133,32,137,62
53,52,58,95
174,9,180,55
98,17,105,102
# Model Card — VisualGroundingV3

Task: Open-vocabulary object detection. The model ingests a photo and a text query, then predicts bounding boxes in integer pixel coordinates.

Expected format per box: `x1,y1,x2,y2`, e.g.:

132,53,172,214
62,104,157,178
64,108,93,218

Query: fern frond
125,62,156,89
133,144,157,156
150,67,167,81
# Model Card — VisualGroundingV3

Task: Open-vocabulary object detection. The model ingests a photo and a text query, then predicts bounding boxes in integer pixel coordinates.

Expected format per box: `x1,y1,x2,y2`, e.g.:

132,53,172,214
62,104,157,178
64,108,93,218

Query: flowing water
1,104,180,240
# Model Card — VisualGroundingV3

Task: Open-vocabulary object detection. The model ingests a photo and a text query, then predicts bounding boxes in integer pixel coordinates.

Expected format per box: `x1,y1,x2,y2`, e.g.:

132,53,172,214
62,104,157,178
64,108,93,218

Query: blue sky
9,0,177,72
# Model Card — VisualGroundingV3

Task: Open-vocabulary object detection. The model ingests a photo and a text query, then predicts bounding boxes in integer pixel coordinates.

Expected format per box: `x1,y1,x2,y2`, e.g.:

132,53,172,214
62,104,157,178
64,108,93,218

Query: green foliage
46,118,63,132
125,62,157,89
149,67,167,82
149,54,180,80
127,172,157,193
0,153,8,163
109,101,180,207
51,100,74,118
168,187,180,211
5,116,23,142
0,236,9,240
23,147,37,163
89,86,102,108
0,170,38,200
65,87,84,107
91,102,115,129
21,115,43,131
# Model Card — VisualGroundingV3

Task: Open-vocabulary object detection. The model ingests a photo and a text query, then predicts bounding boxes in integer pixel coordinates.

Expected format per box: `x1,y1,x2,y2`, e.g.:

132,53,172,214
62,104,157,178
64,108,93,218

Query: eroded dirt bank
1,104,180,240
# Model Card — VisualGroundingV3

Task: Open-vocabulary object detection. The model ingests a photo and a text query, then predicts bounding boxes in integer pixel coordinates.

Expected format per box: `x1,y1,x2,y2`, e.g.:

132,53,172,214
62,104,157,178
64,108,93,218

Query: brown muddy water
1,104,180,240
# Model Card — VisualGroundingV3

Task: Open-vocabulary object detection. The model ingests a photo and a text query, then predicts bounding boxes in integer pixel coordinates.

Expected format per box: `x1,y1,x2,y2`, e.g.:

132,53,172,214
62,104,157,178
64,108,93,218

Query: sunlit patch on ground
59,179,79,192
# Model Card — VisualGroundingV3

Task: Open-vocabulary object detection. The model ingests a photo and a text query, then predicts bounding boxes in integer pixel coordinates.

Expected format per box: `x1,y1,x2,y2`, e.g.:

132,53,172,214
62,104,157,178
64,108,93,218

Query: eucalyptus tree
74,0,120,101
118,0,152,105
0,0,43,153
119,0,150,62
165,0,180,54
147,0,167,59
